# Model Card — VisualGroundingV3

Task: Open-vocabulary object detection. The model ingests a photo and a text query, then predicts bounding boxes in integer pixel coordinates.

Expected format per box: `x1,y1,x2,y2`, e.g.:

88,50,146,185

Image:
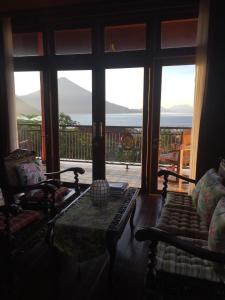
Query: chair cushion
16,161,45,186
0,210,42,234
192,169,217,208
218,159,225,180
165,192,195,211
157,206,208,240
156,237,225,283
208,197,225,253
197,170,225,225
4,155,34,187
25,186,70,205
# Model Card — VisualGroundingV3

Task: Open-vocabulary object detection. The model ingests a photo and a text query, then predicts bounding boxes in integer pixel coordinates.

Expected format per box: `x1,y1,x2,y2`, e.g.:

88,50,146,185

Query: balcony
18,123,191,192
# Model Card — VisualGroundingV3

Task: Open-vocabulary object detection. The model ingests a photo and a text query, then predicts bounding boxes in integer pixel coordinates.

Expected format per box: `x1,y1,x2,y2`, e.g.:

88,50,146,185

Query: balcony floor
59,160,189,193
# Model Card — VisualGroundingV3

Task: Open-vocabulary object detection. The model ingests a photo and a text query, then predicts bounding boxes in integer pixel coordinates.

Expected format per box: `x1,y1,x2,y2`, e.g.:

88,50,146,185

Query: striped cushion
165,192,195,211
156,237,225,283
0,210,41,234
157,206,208,240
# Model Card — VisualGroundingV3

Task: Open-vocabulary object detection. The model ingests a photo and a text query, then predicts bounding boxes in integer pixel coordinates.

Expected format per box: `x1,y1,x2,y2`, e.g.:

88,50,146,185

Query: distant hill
161,105,193,113
16,96,40,115
18,78,141,114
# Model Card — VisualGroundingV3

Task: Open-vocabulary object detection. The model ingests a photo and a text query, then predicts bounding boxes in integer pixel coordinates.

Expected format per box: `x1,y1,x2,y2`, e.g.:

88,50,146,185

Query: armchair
0,183,57,299
3,149,85,215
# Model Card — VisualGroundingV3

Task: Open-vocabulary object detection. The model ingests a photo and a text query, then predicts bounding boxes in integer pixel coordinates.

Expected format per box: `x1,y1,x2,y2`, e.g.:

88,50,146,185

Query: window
158,65,196,192
13,32,43,57
55,28,92,55
105,24,146,52
14,71,43,158
161,19,198,49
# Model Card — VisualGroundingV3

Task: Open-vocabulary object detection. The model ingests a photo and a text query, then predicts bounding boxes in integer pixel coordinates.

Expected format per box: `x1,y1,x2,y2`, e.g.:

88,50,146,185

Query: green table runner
54,187,137,261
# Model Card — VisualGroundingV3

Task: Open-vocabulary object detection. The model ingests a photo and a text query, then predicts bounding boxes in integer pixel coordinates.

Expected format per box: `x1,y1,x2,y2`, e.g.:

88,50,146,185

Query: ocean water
69,112,192,127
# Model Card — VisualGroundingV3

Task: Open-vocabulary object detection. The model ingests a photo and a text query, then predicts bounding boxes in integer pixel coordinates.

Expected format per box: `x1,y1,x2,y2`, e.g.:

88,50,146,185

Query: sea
69,112,192,127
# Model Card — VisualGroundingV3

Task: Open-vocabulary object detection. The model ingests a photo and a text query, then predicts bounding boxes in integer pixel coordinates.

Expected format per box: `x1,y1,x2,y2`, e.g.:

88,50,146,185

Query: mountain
16,96,40,115
18,78,141,114
169,105,193,113
161,105,193,113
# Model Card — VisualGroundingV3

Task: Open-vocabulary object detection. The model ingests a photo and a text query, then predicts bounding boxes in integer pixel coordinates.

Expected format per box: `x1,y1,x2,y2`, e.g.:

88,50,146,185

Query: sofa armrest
158,169,196,200
158,169,196,184
135,227,225,264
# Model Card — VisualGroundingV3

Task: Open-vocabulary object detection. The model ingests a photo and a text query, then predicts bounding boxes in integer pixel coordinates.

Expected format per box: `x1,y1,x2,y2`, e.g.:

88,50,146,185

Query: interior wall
196,0,225,178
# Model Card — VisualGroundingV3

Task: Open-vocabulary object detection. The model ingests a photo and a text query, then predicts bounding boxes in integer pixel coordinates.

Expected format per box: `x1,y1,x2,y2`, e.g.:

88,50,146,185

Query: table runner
54,187,137,261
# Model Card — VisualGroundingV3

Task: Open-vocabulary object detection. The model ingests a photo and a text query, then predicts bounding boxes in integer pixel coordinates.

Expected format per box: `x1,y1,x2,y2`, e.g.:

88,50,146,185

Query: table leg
129,200,136,236
106,234,117,283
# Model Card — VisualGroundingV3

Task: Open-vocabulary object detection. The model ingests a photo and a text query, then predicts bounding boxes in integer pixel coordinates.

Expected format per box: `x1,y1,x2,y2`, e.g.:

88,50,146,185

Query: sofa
136,160,225,299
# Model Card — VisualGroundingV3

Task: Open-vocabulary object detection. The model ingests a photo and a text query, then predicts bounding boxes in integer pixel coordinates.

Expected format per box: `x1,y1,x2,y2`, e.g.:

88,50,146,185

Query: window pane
105,68,144,187
161,19,198,49
105,24,146,52
14,71,43,159
55,28,92,55
13,32,43,57
158,65,196,193
57,70,92,184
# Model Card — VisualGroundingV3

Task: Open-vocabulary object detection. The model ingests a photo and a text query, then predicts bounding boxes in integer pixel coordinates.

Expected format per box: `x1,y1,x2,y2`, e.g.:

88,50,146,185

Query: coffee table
49,186,139,278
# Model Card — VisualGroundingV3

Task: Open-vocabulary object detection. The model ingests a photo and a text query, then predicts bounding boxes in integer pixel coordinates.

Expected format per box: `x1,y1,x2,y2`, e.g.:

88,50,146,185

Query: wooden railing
17,123,191,166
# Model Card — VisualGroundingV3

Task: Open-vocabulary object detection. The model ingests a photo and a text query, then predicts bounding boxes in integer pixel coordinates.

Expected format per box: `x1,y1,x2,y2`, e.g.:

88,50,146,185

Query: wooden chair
0,184,54,299
3,149,85,215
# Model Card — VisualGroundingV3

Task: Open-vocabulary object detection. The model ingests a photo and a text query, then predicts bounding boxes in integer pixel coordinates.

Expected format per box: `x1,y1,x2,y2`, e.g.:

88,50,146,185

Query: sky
14,65,195,109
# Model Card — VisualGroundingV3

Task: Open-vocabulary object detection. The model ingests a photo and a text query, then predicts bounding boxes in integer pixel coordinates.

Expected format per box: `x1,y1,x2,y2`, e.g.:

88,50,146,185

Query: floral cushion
192,169,217,208
208,197,225,253
16,161,45,186
197,170,225,225
26,186,70,205
218,159,225,180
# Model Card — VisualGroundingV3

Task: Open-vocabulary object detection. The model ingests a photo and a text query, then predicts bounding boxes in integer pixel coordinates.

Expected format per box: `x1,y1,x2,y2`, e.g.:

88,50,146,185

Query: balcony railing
17,123,191,169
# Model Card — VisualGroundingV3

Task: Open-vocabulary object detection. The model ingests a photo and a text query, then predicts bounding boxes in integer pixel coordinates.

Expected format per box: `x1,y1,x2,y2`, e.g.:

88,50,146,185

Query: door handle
99,122,103,138
93,122,97,138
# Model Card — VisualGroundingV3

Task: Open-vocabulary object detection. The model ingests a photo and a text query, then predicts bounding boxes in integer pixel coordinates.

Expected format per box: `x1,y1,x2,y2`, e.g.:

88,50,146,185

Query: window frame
13,9,197,192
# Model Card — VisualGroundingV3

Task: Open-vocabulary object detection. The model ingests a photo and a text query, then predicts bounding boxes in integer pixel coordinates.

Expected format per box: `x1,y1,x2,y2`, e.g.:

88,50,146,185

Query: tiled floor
60,160,142,187
59,160,189,193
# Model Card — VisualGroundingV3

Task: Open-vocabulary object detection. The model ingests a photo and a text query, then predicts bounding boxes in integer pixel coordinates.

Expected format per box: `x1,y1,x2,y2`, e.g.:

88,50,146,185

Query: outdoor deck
59,160,190,193
18,123,191,193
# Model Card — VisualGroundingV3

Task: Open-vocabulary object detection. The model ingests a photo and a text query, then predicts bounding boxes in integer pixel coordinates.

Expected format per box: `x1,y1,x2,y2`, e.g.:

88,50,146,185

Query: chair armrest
158,169,196,184
45,167,85,176
135,227,225,264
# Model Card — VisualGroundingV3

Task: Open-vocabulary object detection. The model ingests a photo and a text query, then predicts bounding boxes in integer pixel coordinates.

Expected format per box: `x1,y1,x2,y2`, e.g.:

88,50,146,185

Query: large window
13,12,197,192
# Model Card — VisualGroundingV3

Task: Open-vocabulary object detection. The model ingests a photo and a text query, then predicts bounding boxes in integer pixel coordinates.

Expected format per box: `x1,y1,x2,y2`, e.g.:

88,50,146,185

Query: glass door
157,65,196,192
105,67,144,187
57,70,92,184
14,71,44,159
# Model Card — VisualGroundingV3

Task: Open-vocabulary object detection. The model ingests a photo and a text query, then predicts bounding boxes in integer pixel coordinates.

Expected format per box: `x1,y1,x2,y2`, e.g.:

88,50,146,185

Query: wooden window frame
12,8,197,192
